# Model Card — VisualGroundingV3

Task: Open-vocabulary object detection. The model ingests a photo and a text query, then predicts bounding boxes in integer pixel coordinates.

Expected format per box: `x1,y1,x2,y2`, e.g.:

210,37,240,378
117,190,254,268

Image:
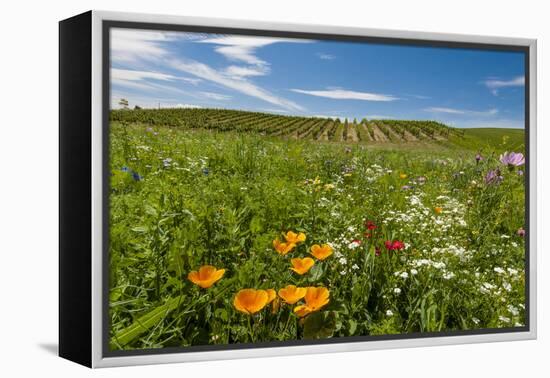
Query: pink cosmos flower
500,151,525,167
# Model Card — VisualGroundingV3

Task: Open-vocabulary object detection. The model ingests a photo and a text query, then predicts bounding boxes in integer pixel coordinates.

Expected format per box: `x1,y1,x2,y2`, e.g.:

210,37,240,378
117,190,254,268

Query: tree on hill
118,98,129,109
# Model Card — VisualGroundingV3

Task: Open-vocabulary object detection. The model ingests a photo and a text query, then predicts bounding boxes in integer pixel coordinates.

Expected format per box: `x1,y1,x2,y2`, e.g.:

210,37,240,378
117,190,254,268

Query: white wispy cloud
424,106,499,116
177,77,203,85
111,68,176,82
482,76,525,95
111,68,195,96
169,59,304,111
111,29,178,63
317,53,336,60
259,108,290,114
111,31,304,112
111,67,202,87
199,35,311,65
291,88,399,102
224,65,269,78
200,92,232,101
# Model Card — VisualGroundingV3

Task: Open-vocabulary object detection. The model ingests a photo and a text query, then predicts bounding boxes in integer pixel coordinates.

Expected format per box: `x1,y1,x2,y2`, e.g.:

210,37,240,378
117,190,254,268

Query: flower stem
248,316,256,343
282,308,293,337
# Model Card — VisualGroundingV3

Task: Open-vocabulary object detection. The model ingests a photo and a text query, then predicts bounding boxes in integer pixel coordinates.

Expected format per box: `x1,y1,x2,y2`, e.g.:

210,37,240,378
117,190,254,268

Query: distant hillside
110,108,524,151
448,128,525,152
110,108,463,143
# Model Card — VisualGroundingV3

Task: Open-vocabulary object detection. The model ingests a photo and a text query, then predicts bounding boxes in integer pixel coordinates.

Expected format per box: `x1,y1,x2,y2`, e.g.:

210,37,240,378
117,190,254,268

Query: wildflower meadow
108,109,526,351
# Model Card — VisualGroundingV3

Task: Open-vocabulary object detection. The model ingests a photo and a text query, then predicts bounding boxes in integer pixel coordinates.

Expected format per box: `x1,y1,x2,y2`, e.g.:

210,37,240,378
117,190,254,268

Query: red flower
375,247,381,256
364,220,377,230
352,239,362,245
385,240,405,251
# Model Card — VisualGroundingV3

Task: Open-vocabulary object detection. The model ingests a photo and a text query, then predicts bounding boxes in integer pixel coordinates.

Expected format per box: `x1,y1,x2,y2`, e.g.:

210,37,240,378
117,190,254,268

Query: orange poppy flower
233,289,270,314
273,238,296,255
266,289,277,304
435,206,443,214
278,285,307,304
293,286,330,317
310,244,333,260
271,295,281,313
290,257,315,275
284,231,306,244
187,265,225,288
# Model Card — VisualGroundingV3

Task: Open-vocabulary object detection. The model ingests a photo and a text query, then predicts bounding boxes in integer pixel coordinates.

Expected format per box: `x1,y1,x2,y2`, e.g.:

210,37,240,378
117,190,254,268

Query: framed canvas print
59,10,537,368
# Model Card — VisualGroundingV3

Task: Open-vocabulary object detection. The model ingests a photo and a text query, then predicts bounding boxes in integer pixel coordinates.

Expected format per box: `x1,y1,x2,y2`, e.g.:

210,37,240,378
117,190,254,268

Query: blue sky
110,28,526,129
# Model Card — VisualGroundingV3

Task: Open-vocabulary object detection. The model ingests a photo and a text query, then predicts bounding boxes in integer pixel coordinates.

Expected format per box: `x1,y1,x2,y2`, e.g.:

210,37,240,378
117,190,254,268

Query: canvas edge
91,10,104,369
528,39,537,340
59,10,94,368
89,10,537,368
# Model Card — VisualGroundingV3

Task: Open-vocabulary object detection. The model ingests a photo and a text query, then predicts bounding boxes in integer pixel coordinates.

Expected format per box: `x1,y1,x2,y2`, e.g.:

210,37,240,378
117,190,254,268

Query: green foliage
108,115,526,351
110,296,184,349
108,108,502,145
304,311,337,339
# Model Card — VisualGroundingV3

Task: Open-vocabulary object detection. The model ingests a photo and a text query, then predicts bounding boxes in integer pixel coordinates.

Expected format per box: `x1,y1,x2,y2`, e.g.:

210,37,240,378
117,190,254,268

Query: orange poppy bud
293,286,330,317
266,289,277,304
278,285,307,305
233,289,269,315
187,265,225,289
290,257,315,275
310,244,333,260
273,238,296,255
284,231,306,244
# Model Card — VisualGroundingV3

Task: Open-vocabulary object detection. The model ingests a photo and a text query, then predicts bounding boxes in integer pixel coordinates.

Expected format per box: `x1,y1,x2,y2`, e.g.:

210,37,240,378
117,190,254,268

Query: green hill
448,128,525,152
110,108,524,152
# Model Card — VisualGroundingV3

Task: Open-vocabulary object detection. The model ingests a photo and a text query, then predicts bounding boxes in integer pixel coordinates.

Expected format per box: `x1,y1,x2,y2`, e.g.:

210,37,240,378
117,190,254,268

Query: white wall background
0,0,547,376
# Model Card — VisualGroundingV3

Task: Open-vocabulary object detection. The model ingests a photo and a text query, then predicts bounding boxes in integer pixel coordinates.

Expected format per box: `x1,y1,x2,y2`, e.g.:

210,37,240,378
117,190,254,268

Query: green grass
108,120,526,351
448,128,525,153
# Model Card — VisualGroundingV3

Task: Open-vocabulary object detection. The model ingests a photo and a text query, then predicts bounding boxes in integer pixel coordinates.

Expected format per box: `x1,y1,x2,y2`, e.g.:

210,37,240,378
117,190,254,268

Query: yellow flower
435,206,443,214
273,238,296,255
290,257,315,275
278,285,307,304
324,183,335,191
309,244,333,260
400,173,408,179
233,289,269,314
293,286,330,317
187,265,225,288
284,231,307,244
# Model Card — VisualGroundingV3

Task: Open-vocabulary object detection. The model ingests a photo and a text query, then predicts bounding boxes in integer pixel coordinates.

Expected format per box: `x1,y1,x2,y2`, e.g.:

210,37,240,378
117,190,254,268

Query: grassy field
448,128,526,152
108,109,526,351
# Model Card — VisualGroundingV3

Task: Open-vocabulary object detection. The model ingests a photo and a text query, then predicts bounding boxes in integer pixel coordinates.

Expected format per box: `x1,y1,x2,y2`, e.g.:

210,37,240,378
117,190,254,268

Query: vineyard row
110,108,465,143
